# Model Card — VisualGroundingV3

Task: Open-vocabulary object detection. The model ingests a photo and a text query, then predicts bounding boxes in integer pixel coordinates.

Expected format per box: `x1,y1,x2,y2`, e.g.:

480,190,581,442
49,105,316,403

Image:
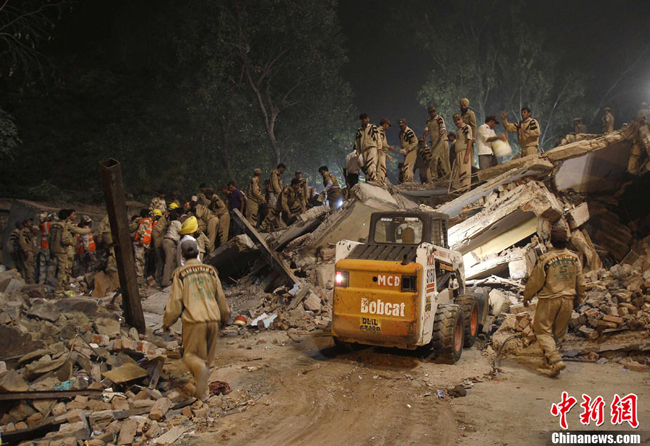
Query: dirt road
173,330,648,446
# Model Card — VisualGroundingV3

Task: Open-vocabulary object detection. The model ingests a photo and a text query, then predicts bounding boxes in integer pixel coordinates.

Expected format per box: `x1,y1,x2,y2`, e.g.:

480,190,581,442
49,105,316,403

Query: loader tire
431,304,464,364
457,295,479,348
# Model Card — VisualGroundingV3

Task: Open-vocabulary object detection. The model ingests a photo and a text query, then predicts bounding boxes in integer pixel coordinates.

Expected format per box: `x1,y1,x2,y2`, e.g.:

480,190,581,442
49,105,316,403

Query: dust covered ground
172,329,650,446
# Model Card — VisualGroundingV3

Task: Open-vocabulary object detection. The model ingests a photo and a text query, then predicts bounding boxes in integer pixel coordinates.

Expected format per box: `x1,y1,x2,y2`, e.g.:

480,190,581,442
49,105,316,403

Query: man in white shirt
345,149,362,189
477,114,507,170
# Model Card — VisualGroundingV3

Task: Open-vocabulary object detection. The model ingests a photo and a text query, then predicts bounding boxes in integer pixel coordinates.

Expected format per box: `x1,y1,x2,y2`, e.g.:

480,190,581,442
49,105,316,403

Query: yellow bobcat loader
332,212,488,363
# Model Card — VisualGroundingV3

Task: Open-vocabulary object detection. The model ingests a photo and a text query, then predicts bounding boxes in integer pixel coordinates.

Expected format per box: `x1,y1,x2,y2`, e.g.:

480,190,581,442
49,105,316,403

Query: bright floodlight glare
335,272,343,285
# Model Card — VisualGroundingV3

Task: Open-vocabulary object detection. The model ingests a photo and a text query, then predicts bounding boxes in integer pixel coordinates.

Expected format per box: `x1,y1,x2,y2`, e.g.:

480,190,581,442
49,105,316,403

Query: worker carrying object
523,226,585,377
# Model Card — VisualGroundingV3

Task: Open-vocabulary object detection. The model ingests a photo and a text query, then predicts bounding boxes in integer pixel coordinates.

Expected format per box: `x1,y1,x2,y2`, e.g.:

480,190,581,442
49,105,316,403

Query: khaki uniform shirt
425,114,447,147
461,110,477,140
354,124,380,155
197,192,210,206
574,123,588,134
602,112,614,133
524,248,586,301
455,124,473,153
49,221,73,255
399,126,418,153
163,259,230,327
19,227,35,254
503,116,540,150
298,178,309,207
247,176,265,203
209,195,228,217
149,197,167,213
152,215,167,248
270,169,283,195
280,186,304,216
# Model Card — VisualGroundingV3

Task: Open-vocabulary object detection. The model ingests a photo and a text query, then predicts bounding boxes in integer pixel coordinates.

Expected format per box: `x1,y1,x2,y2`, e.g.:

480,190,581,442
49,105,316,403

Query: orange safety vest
40,221,51,249
87,233,96,253
134,217,153,245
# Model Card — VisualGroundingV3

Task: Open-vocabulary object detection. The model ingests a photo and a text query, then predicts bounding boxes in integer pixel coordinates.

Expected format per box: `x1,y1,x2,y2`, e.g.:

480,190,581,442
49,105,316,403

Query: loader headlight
401,275,417,292
335,271,349,287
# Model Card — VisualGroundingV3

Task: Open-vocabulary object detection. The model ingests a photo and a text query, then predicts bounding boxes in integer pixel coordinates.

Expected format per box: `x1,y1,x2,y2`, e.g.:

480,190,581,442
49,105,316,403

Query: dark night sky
338,0,650,144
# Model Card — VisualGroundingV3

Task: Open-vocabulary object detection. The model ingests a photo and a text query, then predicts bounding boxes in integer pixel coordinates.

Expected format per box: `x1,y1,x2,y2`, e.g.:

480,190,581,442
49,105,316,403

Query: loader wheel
431,304,464,364
457,295,479,348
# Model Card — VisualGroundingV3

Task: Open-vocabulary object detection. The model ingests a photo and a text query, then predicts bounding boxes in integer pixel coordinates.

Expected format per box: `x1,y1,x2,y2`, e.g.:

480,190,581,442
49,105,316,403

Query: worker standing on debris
49,209,74,294
149,190,167,213
38,213,55,284
19,218,37,284
452,113,474,192
162,210,181,287
294,171,309,209
524,226,585,377
319,166,342,210
281,178,307,224
163,240,231,399
193,196,218,252
573,118,588,134
416,137,432,183
98,214,117,273
602,107,614,134
76,216,97,274
152,209,168,286
377,118,395,185
268,164,286,211
423,106,451,179
459,99,477,142
246,169,265,227
133,209,154,282
66,210,91,280
447,132,457,171
354,113,381,184
344,149,362,192
477,115,507,170
398,118,418,183
500,107,541,157
206,189,230,247
177,216,201,266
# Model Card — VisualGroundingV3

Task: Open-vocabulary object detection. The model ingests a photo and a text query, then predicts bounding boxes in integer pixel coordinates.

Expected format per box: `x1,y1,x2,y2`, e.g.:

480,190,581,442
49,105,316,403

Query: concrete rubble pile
0,270,254,445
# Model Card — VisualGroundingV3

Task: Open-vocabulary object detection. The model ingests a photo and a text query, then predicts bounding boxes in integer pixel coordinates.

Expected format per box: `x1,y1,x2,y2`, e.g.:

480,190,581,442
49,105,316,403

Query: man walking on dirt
523,226,585,377
163,240,230,399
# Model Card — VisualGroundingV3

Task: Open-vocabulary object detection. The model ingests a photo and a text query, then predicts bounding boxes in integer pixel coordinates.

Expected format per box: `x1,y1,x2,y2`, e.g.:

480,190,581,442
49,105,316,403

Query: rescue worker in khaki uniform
452,113,474,192
246,169,265,227
133,209,154,281
38,213,56,284
501,107,541,157
423,106,451,179
459,99,477,142
49,209,75,294
601,107,614,134
65,210,91,279
415,137,432,183
398,118,418,183
524,227,585,377
98,214,117,273
318,166,342,210
206,189,230,247
268,164,286,211
9,222,24,274
354,113,381,183
377,118,396,185
19,218,37,284
260,179,302,231
573,118,588,134
151,209,167,285
149,191,167,213
193,200,218,253
196,183,210,206
162,240,230,398
295,170,309,209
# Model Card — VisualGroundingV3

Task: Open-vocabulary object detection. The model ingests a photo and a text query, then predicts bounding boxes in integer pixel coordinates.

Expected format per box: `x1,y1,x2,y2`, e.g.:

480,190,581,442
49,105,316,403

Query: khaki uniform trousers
363,147,378,182
521,145,538,157
23,251,35,284
532,297,573,364
455,149,472,191
54,252,68,293
216,213,230,246
182,321,220,398
327,189,342,210
133,244,148,278
376,150,387,184
402,150,418,183
246,200,261,227
162,238,177,287
430,139,451,179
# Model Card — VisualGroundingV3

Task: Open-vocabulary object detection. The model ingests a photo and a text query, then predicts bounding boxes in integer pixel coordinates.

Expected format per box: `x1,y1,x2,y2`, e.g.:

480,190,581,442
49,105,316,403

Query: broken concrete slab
567,203,590,229
27,301,61,322
0,369,30,392
476,155,554,184
102,363,149,384
95,318,121,337
448,181,562,254
53,298,98,315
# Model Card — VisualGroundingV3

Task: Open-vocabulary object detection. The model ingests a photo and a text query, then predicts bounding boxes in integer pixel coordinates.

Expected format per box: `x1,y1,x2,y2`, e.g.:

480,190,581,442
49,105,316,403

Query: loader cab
369,212,449,248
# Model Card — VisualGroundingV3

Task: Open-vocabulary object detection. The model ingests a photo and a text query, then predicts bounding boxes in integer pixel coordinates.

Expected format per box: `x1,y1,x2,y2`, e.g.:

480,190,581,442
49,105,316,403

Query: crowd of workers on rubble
5,99,634,297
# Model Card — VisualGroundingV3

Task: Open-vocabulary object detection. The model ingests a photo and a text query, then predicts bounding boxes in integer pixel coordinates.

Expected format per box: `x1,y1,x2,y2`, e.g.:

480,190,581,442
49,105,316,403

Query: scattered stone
117,418,138,445
149,398,172,421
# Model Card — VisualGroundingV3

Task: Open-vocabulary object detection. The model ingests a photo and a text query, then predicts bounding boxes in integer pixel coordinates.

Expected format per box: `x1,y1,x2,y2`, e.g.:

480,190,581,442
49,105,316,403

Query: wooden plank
100,159,146,334
232,209,301,287
0,388,103,401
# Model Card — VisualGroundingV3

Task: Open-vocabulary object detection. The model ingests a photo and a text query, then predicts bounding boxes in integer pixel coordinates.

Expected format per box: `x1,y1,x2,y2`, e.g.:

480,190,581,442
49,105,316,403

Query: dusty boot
549,361,566,377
